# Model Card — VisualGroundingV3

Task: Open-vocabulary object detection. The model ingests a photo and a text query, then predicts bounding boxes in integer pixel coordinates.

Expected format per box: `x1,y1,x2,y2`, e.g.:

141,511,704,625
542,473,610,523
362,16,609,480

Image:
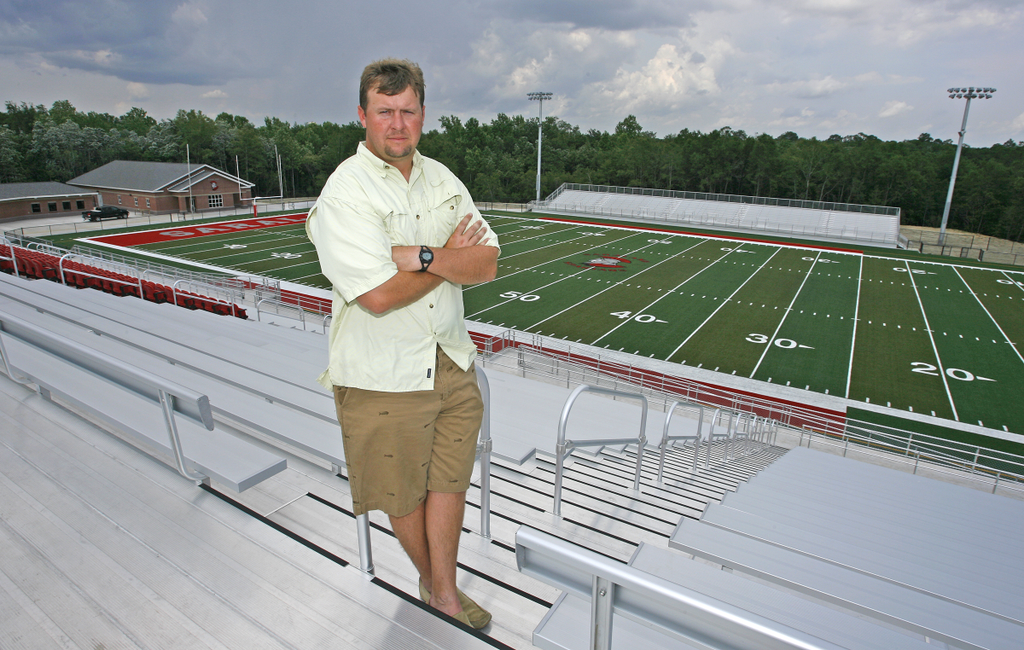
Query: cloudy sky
2,0,1021,146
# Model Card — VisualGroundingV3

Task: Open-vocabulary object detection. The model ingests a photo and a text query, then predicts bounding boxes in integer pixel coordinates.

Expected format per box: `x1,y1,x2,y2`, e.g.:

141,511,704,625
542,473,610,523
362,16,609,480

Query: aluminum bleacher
3,269,1022,649
536,184,901,248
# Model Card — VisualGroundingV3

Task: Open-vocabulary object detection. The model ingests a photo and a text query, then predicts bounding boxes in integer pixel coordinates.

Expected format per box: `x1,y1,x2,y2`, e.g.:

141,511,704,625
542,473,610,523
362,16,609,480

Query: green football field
74,211,1024,437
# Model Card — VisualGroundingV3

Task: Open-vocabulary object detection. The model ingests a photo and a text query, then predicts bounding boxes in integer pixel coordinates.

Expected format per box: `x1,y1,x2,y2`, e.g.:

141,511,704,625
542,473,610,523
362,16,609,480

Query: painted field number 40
911,362,995,382
611,311,667,323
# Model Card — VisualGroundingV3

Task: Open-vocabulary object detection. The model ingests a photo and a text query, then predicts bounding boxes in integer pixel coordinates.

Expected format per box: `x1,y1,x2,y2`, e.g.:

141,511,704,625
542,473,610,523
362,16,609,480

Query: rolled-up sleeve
306,195,397,304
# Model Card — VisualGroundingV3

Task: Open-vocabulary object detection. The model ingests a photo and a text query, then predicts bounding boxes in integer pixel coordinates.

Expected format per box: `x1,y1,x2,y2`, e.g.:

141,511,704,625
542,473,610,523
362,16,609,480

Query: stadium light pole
938,87,995,246
528,92,553,204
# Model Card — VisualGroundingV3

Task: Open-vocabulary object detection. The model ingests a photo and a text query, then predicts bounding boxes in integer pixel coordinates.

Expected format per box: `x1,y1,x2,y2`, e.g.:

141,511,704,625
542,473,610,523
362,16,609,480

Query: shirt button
450,205,454,210
416,214,420,219
429,304,434,308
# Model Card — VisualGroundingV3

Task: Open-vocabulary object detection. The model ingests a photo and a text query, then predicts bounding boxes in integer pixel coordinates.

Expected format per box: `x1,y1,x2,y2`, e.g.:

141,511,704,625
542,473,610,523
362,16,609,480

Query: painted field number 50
500,291,541,302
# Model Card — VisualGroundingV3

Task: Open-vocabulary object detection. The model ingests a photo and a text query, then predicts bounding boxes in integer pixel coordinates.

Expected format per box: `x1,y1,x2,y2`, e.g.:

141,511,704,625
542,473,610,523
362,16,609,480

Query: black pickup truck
82,205,130,222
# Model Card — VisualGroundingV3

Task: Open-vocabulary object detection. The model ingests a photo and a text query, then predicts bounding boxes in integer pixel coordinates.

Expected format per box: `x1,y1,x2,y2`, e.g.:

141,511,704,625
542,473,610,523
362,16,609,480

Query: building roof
0,182,97,202
68,160,254,193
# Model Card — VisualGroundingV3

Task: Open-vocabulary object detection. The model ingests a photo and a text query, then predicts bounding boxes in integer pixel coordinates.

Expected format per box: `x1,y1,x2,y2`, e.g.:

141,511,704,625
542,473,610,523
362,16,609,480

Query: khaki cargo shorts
333,346,483,517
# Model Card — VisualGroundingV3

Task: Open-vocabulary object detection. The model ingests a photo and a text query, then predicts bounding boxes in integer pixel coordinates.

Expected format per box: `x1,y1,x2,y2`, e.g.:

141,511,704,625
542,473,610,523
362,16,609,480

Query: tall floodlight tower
939,87,995,246
528,92,553,204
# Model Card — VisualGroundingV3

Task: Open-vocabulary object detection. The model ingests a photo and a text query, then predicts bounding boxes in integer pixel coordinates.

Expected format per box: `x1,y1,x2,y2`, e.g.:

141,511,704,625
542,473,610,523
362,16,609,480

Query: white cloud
172,2,209,26
202,89,228,99
1011,112,1024,134
127,82,149,100
879,100,913,118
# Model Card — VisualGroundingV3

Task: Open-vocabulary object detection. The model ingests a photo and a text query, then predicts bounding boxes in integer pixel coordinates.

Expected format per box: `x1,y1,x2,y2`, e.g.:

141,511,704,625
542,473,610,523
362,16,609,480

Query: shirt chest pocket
422,180,462,246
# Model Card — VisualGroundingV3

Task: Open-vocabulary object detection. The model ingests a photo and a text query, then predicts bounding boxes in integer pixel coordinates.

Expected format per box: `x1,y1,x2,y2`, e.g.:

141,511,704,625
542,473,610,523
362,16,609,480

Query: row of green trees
3,100,1023,241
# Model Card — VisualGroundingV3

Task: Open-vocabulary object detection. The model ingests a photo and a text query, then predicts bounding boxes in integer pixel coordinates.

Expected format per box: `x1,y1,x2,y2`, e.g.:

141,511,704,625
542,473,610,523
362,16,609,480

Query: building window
62,201,71,211
48,202,57,212
208,194,223,208
117,195,122,204
134,197,139,207
31,203,41,213
146,198,151,208
76,200,85,210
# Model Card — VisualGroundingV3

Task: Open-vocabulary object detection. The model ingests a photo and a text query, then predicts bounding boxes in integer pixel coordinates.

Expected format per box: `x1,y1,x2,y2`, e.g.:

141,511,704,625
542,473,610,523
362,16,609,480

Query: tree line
3,100,1023,241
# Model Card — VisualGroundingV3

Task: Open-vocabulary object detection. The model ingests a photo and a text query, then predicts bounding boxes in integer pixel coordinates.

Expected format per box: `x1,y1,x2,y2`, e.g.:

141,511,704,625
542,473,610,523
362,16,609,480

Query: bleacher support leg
356,513,375,577
591,576,614,650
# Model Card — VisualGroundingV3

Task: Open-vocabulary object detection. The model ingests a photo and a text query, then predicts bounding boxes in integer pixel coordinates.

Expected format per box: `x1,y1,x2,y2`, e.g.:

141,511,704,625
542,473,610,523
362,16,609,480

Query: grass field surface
77,211,1024,437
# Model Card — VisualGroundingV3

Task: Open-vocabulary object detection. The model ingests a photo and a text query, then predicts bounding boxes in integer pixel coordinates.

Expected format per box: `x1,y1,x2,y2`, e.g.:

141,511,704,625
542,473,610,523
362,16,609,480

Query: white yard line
667,247,784,361
463,226,638,295
905,261,958,421
844,255,864,399
749,252,820,378
466,234,674,321
955,267,1024,367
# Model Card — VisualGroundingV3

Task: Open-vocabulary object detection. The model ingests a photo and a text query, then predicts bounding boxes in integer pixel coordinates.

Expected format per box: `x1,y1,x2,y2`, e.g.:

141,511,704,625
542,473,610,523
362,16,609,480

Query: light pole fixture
528,92,553,204
939,86,995,246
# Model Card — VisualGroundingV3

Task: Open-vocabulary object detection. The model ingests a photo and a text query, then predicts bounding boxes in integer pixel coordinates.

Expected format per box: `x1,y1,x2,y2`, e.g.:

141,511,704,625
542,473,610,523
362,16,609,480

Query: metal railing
797,419,1024,496
0,237,20,277
0,310,213,484
354,366,493,575
553,384,649,517
544,183,900,217
476,329,1022,496
516,525,845,650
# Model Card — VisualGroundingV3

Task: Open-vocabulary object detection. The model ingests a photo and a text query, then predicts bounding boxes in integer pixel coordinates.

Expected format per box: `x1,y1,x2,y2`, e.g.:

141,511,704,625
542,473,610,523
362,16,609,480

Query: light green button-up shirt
306,142,499,392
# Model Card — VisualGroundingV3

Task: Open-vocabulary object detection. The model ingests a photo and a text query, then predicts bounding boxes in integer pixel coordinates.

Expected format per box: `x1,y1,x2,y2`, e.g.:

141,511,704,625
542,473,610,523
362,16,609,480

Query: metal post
356,513,374,576
527,92,553,203
591,576,614,650
939,87,996,246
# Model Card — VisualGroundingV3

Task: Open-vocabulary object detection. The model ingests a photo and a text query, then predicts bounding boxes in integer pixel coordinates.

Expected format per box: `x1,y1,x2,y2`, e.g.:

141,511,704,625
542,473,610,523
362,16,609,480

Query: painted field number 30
499,291,541,302
611,311,667,324
746,333,814,349
911,362,995,382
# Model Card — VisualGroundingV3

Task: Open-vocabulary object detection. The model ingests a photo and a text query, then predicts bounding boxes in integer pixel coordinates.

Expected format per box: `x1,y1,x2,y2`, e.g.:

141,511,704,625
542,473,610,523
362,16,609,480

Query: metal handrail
58,252,144,297
172,278,242,315
354,366,494,575
516,525,846,650
553,384,649,517
0,237,19,278
657,401,704,482
256,297,307,328
0,310,212,484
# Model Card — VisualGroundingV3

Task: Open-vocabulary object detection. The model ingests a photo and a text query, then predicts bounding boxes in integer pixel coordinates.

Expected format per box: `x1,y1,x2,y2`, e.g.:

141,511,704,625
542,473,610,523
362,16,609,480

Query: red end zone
85,213,309,247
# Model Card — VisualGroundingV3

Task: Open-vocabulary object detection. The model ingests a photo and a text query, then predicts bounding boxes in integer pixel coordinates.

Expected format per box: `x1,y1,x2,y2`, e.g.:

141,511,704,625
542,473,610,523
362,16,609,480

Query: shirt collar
357,141,422,180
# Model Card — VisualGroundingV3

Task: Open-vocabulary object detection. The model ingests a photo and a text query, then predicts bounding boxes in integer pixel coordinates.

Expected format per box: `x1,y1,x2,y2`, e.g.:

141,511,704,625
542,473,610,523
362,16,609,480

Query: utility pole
939,87,995,246
528,92,553,204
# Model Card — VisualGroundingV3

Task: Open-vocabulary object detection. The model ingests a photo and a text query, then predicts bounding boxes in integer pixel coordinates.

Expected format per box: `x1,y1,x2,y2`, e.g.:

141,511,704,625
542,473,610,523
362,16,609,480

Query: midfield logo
565,254,649,271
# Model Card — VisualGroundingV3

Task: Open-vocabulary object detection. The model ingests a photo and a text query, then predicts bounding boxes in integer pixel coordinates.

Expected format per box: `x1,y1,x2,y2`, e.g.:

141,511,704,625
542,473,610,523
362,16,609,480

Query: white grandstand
536,183,905,248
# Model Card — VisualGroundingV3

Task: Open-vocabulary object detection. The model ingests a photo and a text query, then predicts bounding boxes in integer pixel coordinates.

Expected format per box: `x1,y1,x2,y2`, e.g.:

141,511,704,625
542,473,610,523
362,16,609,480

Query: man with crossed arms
306,58,499,629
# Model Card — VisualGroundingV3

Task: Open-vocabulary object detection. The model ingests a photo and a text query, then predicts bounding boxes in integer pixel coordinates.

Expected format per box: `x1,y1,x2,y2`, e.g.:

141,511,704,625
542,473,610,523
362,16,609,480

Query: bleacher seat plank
2,334,285,492
670,518,1023,650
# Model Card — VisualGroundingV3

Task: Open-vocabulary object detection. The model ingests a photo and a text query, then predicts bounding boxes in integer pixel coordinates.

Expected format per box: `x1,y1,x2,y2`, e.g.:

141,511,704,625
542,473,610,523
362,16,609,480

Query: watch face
423,249,434,262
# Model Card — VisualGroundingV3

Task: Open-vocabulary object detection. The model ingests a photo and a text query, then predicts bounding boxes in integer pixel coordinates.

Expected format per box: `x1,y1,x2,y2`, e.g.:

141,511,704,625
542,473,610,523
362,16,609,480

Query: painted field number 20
611,311,667,324
911,362,995,382
499,291,541,302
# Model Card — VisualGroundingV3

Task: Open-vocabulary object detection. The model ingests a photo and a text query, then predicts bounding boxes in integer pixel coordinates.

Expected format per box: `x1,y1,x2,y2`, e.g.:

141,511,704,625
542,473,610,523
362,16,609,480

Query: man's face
358,85,424,171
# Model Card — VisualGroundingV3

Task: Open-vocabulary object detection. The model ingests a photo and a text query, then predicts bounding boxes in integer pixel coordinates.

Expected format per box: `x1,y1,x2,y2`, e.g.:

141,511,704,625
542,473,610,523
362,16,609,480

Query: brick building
0,182,100,222
68,160,254,215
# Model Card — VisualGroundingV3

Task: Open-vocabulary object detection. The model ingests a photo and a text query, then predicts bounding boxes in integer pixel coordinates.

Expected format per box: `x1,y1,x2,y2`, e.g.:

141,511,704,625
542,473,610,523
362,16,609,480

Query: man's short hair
360,58,425,109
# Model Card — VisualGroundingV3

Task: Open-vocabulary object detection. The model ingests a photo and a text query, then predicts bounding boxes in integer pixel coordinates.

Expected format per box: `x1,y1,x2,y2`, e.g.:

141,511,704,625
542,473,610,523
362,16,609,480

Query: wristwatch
418,245,434,272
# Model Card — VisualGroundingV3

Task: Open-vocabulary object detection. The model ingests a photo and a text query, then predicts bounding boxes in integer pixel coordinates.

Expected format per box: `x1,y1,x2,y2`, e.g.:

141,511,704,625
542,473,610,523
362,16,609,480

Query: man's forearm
356,270,444,314
392,244,498,285
427,245,498,284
